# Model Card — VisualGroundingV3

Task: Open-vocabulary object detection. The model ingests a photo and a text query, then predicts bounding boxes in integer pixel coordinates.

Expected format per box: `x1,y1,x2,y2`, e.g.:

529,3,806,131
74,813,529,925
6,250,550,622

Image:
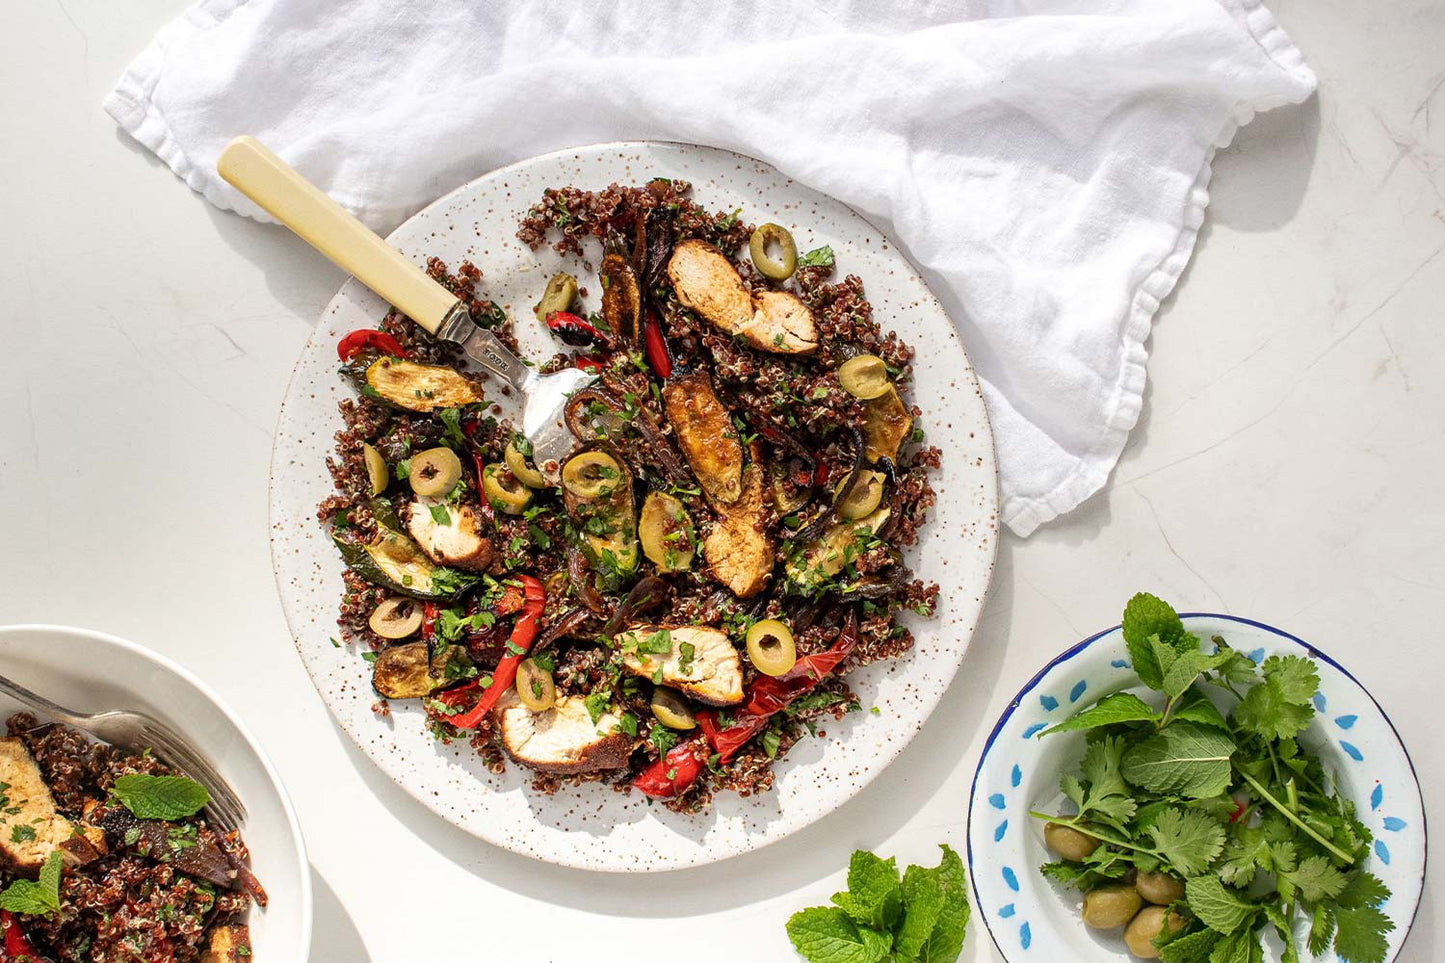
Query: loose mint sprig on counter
1031,593,1393,963
787,846,970,963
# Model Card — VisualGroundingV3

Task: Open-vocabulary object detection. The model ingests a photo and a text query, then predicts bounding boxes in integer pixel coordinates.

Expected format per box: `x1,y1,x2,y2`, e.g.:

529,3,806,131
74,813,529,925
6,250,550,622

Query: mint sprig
0,850,62,915
786,846,969,963
112,773,210,821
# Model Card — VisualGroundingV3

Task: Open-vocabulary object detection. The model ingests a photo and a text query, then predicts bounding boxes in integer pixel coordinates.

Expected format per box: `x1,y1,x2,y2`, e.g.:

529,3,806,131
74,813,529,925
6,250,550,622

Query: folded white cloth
106,0,1314,535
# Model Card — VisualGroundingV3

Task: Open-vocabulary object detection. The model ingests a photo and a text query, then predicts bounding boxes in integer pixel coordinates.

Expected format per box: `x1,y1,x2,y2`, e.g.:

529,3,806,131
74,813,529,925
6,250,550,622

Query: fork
0,674,247,833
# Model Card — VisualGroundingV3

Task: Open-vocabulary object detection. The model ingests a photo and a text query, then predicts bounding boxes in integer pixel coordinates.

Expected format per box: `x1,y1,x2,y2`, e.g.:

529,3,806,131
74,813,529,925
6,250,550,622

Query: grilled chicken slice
201,925,252,963
703,464,775,598
0,738,102,873
662,371,743,506
497,696,634,774
403,497,493,571
616,625,744,706
666,240,818,354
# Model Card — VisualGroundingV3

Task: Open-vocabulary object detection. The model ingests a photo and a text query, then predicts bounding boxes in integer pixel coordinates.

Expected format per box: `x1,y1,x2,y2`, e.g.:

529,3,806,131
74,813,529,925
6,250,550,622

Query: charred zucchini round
409,447,463,497
749,223,798,280
368,597,423,639
745,619,797,677
838,354,891,401
650,688,696,730
516,658,556,711
482,463,533,514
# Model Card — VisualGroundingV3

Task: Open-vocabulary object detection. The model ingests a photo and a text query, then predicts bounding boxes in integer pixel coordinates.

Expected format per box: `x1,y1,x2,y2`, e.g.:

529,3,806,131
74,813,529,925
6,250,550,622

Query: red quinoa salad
320,180,941,812
0,714,264,962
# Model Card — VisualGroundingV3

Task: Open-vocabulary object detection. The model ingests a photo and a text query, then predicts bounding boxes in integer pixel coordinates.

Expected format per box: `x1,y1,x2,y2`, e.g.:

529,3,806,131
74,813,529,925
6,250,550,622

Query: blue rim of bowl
0,624,314,952
965,613,1427,963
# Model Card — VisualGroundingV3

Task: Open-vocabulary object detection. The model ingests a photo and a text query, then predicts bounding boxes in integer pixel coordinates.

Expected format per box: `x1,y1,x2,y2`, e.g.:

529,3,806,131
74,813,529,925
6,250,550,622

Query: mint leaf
1185,875,1256,934
1170,690,1230,730
1121,593,1186,688
1208,927,1266,963
1120,723,1235,799
894,864,944,963
916,846,969,963
1158,929,1221,963
0,850,62,915
1041,692,1157,736
112,774,210,821
1146,807,1226,877
831,851,903,931
785,906,891,963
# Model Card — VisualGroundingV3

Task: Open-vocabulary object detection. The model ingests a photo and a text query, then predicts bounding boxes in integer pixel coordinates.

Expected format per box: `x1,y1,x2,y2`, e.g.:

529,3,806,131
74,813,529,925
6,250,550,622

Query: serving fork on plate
217,135,595,482
0,673,247,833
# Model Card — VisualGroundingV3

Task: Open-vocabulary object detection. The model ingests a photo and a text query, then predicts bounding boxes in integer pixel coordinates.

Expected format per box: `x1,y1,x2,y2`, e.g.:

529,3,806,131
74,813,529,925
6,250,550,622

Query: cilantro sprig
1032,592,1393,963
786,846,969,963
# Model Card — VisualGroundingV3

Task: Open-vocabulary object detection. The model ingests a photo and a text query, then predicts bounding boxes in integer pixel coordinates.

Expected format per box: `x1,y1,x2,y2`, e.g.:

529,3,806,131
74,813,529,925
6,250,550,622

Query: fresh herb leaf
112,774,210,821
583,692,611,725
0,850,62,915
1146,807,1226,877
1185,875,1257,935
798,245,835,268
785,906,891,963
1121,592,1188,689
1120,723,1236,799
1041,692,1157,736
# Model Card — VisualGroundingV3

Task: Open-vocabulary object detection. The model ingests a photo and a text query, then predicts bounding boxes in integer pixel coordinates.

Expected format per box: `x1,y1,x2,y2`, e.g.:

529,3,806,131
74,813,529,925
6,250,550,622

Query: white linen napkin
105,0,1314,536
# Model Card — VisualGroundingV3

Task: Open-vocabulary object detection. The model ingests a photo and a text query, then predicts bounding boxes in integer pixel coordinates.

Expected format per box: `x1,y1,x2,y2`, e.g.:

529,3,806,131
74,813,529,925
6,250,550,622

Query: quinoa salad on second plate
319,179,942,812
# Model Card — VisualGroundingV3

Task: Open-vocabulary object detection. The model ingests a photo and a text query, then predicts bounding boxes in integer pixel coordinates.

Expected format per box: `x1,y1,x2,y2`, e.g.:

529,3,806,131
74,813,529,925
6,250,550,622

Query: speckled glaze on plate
967,615,1425,963
269,142,999,872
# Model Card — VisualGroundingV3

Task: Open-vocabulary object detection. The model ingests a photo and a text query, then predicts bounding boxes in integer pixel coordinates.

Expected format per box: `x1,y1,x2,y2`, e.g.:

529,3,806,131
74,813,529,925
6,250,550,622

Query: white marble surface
1,2,1439,961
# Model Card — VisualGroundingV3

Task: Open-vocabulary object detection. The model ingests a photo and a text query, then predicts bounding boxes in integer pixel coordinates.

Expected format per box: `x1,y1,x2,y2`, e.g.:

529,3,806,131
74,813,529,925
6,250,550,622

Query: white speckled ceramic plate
269,142,998,871
968,615,1425,963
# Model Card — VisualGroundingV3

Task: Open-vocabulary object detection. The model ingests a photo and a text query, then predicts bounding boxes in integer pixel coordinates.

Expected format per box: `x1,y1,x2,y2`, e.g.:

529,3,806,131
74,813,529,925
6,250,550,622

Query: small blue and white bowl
967,615,1425,963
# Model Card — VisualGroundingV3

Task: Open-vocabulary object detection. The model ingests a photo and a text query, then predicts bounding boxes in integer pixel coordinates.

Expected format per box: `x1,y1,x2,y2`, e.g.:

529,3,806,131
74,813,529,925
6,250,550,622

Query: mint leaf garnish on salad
0,850,62,915
1032,592,1393,963
111,773,210,821
786,845,969,963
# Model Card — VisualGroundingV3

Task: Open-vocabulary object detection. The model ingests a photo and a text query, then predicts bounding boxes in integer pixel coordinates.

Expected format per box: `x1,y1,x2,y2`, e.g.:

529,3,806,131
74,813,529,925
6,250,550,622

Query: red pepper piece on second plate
337,329,406,362
632,736,707,798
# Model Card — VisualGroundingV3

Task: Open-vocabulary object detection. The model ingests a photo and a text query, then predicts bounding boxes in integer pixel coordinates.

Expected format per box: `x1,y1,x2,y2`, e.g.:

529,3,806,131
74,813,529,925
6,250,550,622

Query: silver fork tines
0,673,246,833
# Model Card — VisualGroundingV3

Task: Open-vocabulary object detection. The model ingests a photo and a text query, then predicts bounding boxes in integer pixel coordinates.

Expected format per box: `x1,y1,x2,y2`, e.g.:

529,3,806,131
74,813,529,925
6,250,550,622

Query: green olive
834,470,885,520
838,354,891,401
409,447,463,497
483,463,533,514
745,619,797,677
650,688,696,730
562,451,623,499
1135,872,1185,906
515,658,555,711
1044,823,1100,862
639,491,695,572
505,436,547,489
367,597,422,639
1124,906,1186,959
749,223,798,280
363,443,389,495
1081,885,1143,930
533,272,578,322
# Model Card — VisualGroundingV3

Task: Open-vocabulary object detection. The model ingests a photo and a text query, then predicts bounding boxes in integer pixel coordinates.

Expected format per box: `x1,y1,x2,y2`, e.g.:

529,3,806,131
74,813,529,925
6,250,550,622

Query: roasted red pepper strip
632,736,707,798
421,602,440,643
574,355,606,373
642,312,673,379
697,711,769,762
337,329,406,362
2,911,50,962
446,575,546,729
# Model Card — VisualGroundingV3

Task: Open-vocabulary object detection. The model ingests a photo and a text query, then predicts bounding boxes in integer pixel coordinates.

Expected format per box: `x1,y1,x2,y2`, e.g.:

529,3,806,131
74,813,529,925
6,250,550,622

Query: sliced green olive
749,223,798,280
505,435,547,489
516,658,556,711
367,596,422,639
745,619,797,677
562,451,623,499
533,272,578,322
639,491,695,572
409,447,462,497
483,463,533,514
834,470,885,520
650,688,696,730
838,354,891,401
363,443,389,495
